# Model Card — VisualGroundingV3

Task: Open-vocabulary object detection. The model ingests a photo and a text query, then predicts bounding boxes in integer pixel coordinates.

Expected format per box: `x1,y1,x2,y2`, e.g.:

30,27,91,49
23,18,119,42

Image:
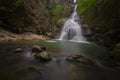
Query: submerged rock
65,54,95,64
98,59,120,67
28,65,43,73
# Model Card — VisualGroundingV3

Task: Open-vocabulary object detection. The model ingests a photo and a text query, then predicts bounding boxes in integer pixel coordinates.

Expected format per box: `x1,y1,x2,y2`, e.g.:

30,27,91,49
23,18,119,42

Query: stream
0,40,120,80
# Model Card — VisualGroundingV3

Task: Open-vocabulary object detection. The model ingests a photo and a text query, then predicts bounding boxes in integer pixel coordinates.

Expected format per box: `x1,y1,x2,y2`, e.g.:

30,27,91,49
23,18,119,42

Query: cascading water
74,0,76,4
59,0,86,41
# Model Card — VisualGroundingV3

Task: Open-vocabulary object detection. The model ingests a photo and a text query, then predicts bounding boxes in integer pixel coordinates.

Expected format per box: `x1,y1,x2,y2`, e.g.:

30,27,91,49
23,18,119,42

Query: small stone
14,48,23,53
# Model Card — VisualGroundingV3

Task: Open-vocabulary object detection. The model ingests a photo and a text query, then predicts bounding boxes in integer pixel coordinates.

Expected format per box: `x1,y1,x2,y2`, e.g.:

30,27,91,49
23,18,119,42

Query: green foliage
77,0,96,14
15,0,23,7
52,5,62,15
50,5,63,31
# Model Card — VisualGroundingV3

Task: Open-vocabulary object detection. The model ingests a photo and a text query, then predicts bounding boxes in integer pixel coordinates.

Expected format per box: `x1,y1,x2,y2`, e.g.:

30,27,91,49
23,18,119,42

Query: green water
37,40,110,60
0,40,120,80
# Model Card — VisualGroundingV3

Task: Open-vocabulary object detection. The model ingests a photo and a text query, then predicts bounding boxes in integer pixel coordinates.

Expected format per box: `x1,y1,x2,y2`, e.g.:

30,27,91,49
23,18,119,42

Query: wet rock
14,48,23,53
32,45,42,53
34,47,52,62
34,51,52,62
65,54,94,64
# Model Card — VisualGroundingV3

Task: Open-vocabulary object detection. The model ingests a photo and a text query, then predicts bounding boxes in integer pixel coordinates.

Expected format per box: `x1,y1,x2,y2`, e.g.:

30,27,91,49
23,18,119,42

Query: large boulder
34,51,52,62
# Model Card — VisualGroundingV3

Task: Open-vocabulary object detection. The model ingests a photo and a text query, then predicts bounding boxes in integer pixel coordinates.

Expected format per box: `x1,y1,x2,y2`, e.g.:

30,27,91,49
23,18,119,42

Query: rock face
0,0,73,36
23,0,50,34
0,28,47,41
78,0,119,60
0,0,50,33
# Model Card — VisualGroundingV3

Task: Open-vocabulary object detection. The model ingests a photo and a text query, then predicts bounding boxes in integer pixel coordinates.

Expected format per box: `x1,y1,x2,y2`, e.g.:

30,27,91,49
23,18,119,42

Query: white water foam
74,0,76,4
59,1,86,42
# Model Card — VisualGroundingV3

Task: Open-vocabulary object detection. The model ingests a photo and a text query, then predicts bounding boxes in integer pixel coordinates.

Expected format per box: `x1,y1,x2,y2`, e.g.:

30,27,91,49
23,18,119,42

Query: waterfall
59,0,86,41
74,0,76,4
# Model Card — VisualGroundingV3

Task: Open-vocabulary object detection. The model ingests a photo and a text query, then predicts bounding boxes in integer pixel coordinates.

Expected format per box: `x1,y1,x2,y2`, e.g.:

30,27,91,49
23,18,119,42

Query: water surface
0,40,120,80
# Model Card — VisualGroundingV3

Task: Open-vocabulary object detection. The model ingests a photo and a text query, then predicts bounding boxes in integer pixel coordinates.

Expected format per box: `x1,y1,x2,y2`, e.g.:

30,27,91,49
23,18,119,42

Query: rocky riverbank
0,28,49,41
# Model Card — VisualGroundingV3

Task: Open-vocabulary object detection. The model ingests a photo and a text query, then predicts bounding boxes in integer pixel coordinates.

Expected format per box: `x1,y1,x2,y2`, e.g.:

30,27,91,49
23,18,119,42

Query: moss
50,5,63,31
52,5,62,15
80,0,119,51
77,0,96,14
